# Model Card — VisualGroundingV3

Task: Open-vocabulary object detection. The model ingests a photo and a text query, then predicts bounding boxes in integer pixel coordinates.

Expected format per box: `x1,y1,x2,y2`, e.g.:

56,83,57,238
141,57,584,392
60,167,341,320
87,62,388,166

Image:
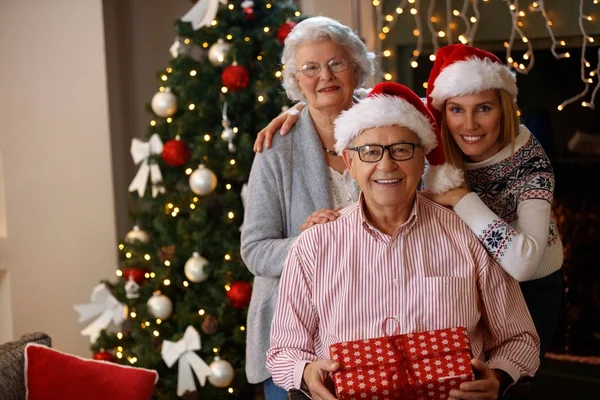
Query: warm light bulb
258,95,265,102
244,37,250,42
144,254,151,260
240,326,246,331
386,14,394,22
382,27,390,33
166,67,173,73
118,244,124,250
233,127,239,133
190,70,197,76
412,50,420,56
522,37,529,43
228,212,235,219
508,57,514,63
226,34,233,40
126,252,132,259
438,31,446,37
396,8,404,14
161,75,168,81
226,184,232,190
431,16,438,23
295,11,301,16
379,33,386,40
588,37,595,43
228,4,234,9
228,389,234,394
150,120,156,126
202,42,209,48
470,17,477,23
257,55,263,60
429,54,436,61
532,1,539,7
548,20,553,26
384,73,393,81
211,20,217,26
165,260,171,266
156,319,162,325
557,104,564,111
383,50,392,57
275,71,282,78
413,29,420,36
422,82,428,89
458,35,468,44
225,254,231,261
410,8,417,15
145,272,150,279
519,63,526,70
519,11,526,17
116,270,123,277
230,159,236,165
410,61,418,68
453,10,460,16
263,27,270,32
372,0,380,5
153,330,159,337
183,281,189,287
266,3,272,8
523,53,530,60
150,272,156,278
117,332,123,339
510,4,516,11
189,104,196,110
586,61,591,67
199,309,205,316
225,284,231,291
560,40,566,46
582,101,591,107
504,41,509,48
518,21,524,27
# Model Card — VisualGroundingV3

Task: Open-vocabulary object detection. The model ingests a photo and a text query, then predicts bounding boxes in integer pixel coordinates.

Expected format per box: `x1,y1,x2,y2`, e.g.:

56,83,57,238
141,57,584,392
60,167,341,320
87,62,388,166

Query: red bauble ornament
226,281,252,308
122,267,147,284
276,21,297,44
92,350,114,362
162,138,190,167
221,65,250,92
243,7,255,20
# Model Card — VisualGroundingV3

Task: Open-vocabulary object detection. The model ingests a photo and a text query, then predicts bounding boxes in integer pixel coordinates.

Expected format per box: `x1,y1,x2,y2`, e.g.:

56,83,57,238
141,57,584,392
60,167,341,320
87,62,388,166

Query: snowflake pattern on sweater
466,132,559,260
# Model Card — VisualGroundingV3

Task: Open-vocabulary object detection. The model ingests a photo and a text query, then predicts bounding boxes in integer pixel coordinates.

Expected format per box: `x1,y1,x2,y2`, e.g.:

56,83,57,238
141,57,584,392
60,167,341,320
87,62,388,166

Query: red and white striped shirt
266,194,540,391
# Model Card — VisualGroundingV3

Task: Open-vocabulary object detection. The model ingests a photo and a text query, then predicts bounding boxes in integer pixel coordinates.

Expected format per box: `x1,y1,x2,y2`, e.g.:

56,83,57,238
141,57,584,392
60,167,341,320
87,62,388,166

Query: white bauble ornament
221,126,235,142
208,356,235,387
208,39,231,66
147,292,173,319
151,88,178,118
189,164,217,196
125,225,150,244
184,252,209,283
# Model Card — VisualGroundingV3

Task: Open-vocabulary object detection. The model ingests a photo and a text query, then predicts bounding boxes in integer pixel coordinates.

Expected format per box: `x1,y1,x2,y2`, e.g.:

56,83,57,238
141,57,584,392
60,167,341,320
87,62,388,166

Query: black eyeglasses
297,59,352,77
348,142,419,163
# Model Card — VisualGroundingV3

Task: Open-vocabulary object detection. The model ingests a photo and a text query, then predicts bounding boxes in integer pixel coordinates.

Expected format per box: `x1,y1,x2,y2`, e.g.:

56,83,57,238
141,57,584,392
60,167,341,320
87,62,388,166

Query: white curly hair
281,16,377,101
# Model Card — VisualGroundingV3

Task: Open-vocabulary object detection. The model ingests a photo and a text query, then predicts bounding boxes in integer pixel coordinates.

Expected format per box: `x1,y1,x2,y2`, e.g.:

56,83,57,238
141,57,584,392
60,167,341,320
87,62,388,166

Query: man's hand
448,359,505,400
302,359,340,400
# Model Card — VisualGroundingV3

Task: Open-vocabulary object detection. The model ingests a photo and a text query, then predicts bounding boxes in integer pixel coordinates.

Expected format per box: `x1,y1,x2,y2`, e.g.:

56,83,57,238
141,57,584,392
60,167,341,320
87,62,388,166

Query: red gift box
330,327,474,400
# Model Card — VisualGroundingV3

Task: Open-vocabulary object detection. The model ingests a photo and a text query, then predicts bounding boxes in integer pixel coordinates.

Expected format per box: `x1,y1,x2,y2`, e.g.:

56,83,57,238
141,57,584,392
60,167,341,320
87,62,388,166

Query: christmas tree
76,1,302,398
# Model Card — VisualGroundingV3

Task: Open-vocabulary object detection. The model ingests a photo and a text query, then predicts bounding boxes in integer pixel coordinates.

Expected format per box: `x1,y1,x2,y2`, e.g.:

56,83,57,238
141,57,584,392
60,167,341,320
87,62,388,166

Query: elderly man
266,82,540,400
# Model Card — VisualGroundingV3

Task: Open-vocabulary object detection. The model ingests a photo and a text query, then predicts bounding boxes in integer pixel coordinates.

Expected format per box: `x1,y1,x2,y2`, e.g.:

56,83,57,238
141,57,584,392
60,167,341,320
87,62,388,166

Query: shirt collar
358,192,420,241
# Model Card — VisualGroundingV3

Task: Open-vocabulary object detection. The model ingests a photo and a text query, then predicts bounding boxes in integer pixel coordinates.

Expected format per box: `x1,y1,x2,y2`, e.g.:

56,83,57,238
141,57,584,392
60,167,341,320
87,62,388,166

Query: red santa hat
427,44,517,113
334,82,464,194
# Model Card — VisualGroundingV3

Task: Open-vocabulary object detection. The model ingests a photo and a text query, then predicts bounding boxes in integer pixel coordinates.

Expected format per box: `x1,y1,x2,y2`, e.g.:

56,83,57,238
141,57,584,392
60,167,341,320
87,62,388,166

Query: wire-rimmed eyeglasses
297,59,352,77
348,142,419,163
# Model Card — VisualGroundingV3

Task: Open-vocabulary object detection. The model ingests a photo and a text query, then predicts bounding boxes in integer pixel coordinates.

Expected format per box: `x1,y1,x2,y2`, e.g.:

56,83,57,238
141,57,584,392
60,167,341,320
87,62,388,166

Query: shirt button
347,197,351,201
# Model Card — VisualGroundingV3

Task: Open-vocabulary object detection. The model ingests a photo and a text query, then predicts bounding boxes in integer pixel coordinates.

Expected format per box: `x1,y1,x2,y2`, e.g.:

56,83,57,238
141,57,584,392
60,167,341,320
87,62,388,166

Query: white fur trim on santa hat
334,95,437,154
429,57,517,110
423,163,464,194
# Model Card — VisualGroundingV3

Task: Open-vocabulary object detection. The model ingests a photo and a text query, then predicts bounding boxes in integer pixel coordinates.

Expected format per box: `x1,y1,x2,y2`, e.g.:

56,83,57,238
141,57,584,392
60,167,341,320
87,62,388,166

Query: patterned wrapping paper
329,327,474,400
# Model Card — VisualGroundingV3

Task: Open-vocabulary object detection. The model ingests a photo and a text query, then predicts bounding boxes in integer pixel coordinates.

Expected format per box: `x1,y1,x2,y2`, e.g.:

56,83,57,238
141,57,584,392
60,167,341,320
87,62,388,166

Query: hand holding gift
302,359,340,400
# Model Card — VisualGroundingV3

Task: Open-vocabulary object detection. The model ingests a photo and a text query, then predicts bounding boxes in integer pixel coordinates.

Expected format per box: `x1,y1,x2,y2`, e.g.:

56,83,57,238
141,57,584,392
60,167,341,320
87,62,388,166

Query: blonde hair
441,89,520,169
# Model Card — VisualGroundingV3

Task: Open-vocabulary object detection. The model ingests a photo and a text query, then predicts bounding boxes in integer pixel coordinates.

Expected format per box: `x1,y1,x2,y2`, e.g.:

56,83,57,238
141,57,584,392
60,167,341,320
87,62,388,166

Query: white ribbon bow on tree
162,326,213,396
74,283,127,343
181,0,228,30
128,134,165,198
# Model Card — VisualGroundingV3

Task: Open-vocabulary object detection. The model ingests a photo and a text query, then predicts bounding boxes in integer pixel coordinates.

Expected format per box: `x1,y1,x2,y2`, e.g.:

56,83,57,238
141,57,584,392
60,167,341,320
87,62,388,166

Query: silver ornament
147,293,173,319
221,126,235,142
208,356,235,387
151,88,178,118
208,39,231,66
170,36,203,62
125,225,150,244
189,164,217,196
184,252,209,283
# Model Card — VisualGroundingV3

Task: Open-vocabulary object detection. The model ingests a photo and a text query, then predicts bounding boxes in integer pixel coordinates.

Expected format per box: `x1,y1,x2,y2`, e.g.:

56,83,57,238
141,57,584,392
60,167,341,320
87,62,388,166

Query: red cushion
25,343,158,400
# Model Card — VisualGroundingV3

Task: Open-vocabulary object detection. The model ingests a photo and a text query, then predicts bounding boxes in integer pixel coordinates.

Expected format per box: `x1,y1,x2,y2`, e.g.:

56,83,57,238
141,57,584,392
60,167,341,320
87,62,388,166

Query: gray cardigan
241,108,333,383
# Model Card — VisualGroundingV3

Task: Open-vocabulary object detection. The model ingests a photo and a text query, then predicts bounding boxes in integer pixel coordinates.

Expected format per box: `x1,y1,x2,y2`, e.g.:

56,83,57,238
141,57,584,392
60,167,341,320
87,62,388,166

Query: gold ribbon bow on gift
161,326,213,396
128,134,165,198
74,283,127,344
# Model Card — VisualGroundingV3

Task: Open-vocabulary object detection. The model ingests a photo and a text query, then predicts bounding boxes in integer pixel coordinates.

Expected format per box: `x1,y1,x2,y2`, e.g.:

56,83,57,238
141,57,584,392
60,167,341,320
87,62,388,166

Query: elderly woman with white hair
240,16,375,399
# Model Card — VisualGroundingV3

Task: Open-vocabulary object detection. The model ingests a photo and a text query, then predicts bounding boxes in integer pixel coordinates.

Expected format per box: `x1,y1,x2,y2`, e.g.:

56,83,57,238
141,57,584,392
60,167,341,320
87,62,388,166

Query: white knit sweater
454,126,563,282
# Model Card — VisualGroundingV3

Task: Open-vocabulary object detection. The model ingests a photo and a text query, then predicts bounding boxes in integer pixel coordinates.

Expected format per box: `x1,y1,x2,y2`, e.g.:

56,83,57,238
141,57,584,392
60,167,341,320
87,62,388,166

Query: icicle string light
426,0,440,54
505,0,535,74
558,0,593,110
376,0,599,109
532,0,571,59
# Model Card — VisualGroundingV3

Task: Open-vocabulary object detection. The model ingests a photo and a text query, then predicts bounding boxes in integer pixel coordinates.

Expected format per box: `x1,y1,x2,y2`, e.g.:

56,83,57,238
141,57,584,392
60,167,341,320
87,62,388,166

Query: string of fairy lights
374,0,600,110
